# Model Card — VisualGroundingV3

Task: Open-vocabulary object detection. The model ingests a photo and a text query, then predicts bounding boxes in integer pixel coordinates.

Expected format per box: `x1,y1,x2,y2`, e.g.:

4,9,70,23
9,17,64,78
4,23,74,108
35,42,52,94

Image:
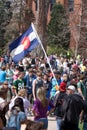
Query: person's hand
34,97,36,101
79,111,84,124
46,111,50,116
21,124,26,130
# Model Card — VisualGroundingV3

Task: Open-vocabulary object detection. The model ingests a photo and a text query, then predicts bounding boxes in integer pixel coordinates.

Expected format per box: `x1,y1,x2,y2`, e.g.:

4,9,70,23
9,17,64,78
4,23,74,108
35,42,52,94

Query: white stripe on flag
10,31,37,58
28,31,37,42
10,44,24,58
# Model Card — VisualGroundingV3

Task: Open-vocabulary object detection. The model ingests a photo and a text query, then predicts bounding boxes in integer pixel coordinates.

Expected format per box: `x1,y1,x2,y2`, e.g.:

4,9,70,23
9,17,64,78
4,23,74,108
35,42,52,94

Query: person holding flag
9,23,59,101
50,71,61,101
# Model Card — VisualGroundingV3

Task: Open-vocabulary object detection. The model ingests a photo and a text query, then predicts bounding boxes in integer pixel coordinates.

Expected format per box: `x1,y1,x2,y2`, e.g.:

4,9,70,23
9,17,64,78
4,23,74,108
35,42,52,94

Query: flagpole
31,23,59,87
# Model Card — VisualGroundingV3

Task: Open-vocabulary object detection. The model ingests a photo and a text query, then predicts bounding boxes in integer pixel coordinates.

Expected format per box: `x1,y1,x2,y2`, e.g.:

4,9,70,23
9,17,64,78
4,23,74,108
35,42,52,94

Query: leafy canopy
47,3,70,49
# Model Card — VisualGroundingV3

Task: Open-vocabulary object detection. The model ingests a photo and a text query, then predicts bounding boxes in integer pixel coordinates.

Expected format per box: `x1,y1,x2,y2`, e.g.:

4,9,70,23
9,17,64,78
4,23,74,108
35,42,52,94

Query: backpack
7,108,26,130
54,92,67,117
7,108,18,128
62,94,84,124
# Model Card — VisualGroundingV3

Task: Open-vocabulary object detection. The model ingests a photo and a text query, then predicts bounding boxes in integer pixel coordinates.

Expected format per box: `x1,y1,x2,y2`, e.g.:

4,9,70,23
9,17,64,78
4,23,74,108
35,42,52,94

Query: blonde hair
36,87,48,107
18,89,27,97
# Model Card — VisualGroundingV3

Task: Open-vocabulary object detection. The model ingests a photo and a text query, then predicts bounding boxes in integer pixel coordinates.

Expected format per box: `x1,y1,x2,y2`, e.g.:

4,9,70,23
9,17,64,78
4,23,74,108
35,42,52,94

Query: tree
47,3,70,50
0,0,12,47
37,0,50,50
78,0,87,57
30,0,50,56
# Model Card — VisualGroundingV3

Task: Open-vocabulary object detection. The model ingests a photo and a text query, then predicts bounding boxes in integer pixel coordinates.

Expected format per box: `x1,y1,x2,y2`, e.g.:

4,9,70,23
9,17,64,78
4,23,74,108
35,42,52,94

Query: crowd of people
0,52,87,130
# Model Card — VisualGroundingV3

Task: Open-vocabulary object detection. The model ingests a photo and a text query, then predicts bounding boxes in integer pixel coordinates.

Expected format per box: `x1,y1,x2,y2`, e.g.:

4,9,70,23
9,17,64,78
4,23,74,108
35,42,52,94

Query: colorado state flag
9,23,39,63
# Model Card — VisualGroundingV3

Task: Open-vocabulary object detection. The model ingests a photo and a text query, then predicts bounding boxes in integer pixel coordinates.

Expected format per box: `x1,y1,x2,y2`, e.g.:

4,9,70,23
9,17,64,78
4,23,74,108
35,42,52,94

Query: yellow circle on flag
21,37,30,50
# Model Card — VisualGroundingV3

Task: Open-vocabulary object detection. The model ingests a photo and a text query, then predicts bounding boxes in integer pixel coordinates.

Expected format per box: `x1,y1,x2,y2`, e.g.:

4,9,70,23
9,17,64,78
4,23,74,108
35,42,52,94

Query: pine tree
47,3,70,49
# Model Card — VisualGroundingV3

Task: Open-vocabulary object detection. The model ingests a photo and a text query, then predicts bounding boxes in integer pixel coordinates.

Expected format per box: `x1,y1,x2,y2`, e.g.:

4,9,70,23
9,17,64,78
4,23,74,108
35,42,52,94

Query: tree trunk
37,0,50,51
25,0,50,56
78,0,87,57
26,0,32,8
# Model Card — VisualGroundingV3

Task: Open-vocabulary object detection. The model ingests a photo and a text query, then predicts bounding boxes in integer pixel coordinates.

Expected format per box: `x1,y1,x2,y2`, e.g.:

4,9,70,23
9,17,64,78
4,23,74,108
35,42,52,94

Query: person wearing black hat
54,71,62,86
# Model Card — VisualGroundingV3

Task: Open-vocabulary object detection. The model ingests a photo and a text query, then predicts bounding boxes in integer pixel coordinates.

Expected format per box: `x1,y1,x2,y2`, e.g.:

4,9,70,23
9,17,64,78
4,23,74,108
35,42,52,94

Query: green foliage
47,3,70,49
0,0,12,47
47,44,73,58
47,44,67,55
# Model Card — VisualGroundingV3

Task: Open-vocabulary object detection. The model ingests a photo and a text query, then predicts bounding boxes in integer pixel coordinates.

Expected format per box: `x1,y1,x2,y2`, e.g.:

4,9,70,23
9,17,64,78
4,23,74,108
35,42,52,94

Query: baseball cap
59,82,66,92
67,85,75,91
